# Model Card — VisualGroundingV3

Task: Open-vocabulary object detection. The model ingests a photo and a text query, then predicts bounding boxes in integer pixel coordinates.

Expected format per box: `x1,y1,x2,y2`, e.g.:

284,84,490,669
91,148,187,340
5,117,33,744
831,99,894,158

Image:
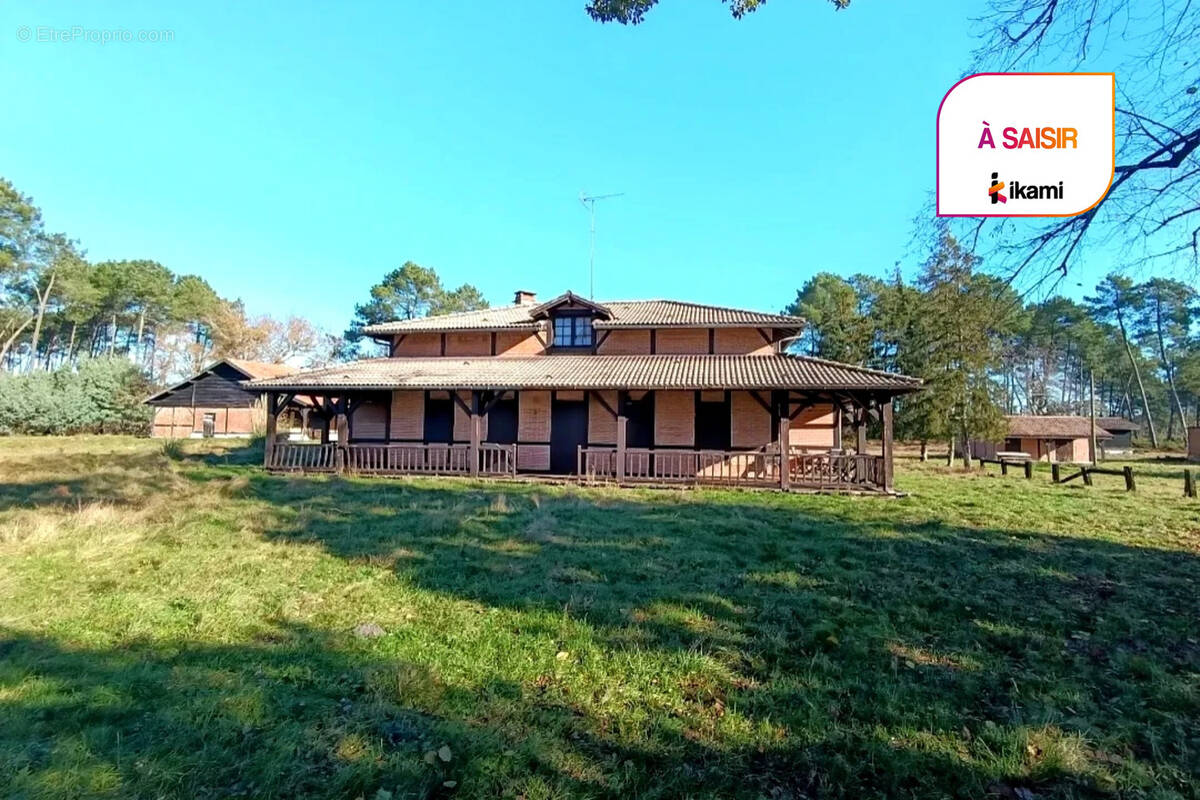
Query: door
624,392,654,448
424,395,454,443
694,392,731,450
485,394,518,444
550,396,588,473
202,412,216,438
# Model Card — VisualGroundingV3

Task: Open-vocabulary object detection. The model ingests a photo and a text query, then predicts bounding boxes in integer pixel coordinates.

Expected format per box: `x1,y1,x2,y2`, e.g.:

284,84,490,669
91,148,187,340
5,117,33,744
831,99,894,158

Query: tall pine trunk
1152,295,1188,443
27,271,56,372
1115,307,1158,447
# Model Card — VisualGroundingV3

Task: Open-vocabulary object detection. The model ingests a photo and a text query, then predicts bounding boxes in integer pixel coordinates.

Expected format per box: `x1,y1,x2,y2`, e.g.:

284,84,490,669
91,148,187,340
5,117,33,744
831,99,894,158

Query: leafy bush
0,357,153,435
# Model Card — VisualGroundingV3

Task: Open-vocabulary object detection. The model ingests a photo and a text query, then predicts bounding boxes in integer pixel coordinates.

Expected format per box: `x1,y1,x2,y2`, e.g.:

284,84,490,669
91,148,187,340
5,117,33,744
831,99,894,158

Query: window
552,316,593,348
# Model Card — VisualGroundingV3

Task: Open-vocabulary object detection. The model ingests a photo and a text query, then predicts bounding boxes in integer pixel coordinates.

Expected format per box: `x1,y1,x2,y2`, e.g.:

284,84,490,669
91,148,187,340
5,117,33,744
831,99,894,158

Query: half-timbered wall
654,391,695,447
389,391,423,440
730,391,772,448
788,405,836,451
596,330,652,355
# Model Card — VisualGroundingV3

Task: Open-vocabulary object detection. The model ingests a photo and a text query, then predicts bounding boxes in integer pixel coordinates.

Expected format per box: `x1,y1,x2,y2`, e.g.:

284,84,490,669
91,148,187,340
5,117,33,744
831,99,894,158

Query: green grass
0,436,1197,799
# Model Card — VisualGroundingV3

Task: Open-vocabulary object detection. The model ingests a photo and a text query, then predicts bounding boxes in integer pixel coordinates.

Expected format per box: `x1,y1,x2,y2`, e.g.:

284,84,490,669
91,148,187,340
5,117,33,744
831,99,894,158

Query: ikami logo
936,73,1115,217
987,170,1064,202
988,172,1006,204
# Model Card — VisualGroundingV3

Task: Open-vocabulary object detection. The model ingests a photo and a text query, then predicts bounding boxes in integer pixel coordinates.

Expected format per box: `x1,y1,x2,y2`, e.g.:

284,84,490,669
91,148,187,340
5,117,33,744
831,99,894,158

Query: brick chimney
513,290,537,305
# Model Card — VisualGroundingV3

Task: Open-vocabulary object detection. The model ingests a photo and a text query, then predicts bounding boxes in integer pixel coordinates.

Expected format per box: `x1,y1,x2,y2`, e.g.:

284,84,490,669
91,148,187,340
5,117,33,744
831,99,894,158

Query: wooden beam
748,390,773,415
593,391,617,419
593,329,611,355
450,391,471,415
756,327,773,345
469,391,480,477
778,412,790,490
391,334,406,356
855,407,867,454
616,414,627,481
264,391,279,467
881,397,894,492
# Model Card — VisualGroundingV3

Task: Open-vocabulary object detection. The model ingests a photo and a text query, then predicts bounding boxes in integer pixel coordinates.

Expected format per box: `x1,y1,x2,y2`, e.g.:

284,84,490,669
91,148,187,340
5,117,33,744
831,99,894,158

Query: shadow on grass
1,451,1198,798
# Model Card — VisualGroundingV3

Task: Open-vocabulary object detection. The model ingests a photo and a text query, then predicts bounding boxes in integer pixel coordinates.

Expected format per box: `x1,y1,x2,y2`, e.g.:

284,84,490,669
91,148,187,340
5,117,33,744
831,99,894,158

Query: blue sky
1,0,998,332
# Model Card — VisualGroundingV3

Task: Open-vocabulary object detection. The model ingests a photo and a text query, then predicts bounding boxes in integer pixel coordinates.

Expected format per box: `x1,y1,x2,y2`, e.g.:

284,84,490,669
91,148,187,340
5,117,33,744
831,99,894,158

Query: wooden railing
580,446,886,491
788,452,883,490
268,442,338,472
267,442,516,477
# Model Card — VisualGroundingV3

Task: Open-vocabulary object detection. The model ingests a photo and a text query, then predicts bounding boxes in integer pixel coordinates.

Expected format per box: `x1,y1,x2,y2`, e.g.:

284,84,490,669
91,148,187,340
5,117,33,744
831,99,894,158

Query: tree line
786,234,1200,460
0,177,336,383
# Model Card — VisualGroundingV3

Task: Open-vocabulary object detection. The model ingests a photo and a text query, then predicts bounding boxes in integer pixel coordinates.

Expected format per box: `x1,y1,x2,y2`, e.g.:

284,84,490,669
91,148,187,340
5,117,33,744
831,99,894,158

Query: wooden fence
580,446,886,491
267,442,516,477
1051,462,1137,491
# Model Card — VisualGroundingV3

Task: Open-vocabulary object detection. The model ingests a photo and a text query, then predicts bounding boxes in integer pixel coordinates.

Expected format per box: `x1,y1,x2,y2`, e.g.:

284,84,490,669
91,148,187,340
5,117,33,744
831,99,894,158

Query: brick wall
392,334,441,356
714,328,773,355
589,390,618,444
731,391,772,448
444,332,491,356
788,404,836,450
518,444,550,470
351,400,388,440
390,391,423,440
496,331,545,355
654,391,695,447
596,330,651,355
656,328,709,355
519,391,551,441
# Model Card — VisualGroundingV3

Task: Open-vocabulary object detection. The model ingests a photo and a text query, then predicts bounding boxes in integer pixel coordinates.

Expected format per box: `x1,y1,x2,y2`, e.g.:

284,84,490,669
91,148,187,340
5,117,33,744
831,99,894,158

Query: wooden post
1123,465,1135,492
1052,462,1061,483
469,391,480,478
334,398,349,473
881,397,894,493
1001,460,1009,476
264,392,278,467
1089,370,1099,465
616,414,627,482
1023,460,1033,480
778,409,790,491
1185,469,1196,498
1082,467,1093,486
855,408,867,455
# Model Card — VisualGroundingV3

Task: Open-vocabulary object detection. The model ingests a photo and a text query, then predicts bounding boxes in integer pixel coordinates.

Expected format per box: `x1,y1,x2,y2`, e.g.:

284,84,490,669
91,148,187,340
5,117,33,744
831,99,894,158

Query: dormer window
552,315,593,348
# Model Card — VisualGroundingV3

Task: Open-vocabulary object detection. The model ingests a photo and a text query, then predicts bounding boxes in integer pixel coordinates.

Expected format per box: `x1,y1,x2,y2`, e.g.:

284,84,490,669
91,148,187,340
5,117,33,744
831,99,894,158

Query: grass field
0,436,1197,800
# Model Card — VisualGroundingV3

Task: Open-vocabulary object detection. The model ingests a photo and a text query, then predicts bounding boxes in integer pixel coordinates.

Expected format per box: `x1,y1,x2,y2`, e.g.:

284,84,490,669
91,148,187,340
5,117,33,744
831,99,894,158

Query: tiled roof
245,354,921,393
1098,416,1139,433
146,358,299,404
362,298,805,334
1005,415,1112,439
225,359,298,380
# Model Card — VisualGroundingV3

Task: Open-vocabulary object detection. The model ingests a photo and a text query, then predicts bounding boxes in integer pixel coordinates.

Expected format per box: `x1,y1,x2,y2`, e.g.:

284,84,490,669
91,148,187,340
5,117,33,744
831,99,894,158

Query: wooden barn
1098,416,1139,454
146,359,299,438
971,415,1110,463
245,290,923,493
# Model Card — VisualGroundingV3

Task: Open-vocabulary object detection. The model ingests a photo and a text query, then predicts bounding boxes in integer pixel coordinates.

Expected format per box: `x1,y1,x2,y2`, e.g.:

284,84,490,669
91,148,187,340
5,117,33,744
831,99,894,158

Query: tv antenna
579,191,623,299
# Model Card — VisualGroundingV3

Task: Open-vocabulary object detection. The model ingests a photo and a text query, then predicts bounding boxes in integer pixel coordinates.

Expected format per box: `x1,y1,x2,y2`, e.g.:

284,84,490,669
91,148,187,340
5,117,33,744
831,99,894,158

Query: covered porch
259,386,899,493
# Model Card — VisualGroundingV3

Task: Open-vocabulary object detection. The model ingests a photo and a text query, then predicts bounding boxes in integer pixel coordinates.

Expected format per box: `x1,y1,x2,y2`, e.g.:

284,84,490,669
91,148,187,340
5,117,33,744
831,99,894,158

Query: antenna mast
579,191,623,299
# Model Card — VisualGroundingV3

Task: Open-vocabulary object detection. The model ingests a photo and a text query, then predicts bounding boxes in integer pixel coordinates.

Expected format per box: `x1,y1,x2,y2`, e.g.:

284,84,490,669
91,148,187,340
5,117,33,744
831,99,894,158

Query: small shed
146,359,300,438
1097,416,1139,454
970,415,1111,463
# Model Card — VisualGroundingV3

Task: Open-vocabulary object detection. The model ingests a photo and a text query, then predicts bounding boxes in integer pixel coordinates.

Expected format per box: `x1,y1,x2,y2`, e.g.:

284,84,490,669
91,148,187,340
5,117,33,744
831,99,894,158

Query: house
970,415,1110,463
1097,416,1138,454
146,359,303,438
245,291,923,492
